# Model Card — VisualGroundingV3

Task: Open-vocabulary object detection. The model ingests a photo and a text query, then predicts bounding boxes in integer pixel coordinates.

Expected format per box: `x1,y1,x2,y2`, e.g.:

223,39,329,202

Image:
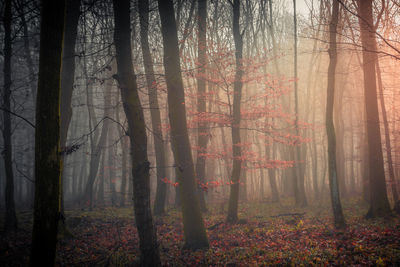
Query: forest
1,0,400,266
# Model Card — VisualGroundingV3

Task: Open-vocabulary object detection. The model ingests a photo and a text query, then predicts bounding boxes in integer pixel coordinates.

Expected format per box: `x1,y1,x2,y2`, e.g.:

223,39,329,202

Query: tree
376,53,399,211
226,0,243,223
195,0,209,212
112,0,161,265
30,0,65,265
138,0,168,216
326,0,346,229
293,0,308,207
157,0,209,249
59,0,81,237
358,0,391,218
2,0,18,232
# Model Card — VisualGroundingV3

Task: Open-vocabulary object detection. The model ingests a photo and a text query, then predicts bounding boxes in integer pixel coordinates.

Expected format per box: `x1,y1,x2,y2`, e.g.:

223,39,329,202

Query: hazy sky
286,0,312,15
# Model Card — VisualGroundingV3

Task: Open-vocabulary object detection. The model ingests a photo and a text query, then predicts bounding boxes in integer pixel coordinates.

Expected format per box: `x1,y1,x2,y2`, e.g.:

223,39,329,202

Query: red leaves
2,203,400,266
161,177,179,187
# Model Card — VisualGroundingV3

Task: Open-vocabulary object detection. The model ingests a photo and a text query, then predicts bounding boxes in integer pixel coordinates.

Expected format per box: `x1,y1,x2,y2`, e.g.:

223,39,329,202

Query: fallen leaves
1,201,400,266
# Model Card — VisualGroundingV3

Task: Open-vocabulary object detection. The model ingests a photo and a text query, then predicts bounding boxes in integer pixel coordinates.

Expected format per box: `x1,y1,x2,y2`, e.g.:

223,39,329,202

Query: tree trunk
267,143,280,202
358,0,391,218
97,151,105,206
108,128,117,207
376,59,399,205
60,0,80,152
2,0,18,232
325,0,346,229
119,131,128,207
157,0,209,249
293,0,308,207
138,0,167,216
113,0,161,264
17,1,37,101
58,0,80,232
195,0,209,213
59,0,80,214
82,83,110,209
30,0,65,265
226,0,243,223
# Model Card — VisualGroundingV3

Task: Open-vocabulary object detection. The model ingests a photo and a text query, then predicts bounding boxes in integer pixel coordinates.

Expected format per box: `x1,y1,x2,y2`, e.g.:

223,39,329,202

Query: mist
1,0,400,265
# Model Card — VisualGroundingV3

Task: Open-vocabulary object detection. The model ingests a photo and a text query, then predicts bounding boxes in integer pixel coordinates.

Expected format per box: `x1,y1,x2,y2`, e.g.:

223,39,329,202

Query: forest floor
1,198,400,266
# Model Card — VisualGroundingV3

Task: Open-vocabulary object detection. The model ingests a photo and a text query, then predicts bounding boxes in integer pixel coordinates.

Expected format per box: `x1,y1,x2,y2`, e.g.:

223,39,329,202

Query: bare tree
158,0,209,249
138,0,168,216
358,0,391,218
226,0,244,223
113,0,161,264
30,0,65,265
2,0,18,232
326,0,346,229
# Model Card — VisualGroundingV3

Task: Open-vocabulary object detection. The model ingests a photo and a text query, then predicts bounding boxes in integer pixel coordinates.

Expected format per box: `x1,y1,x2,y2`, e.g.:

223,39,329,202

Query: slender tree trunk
267,143,280,202
138,0,167,216
157,0,209,249
293,0,307,207
348,112,356,193
376,60,399,206
17,2,37,101
113,0,161,264
30,0,65,265
119,136,128,206
227,0,243,223
358,0,391,218
325,0,346,229
59,0,80,215
82,84,110,209
60,0,80,152
2,0,18,232
195,0,208,212
59,1,80,230
97,151,105,206
108,128,117,207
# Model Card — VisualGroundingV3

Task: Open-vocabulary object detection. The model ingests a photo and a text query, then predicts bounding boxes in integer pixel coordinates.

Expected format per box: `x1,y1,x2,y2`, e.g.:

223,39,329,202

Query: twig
0,107,35,128
270,212,306,218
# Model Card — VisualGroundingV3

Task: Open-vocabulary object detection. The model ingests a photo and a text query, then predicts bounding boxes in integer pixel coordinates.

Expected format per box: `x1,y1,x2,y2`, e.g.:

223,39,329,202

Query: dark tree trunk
59,0,80,236
358,0,391,218
138,0,167,216
2,0,18,232
325,0,346,229
157,0,209,249
113,0,161,264
17,1,37,101
60,0,81,151
195,0,208,212
30,0,65,265
226,0,243,223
